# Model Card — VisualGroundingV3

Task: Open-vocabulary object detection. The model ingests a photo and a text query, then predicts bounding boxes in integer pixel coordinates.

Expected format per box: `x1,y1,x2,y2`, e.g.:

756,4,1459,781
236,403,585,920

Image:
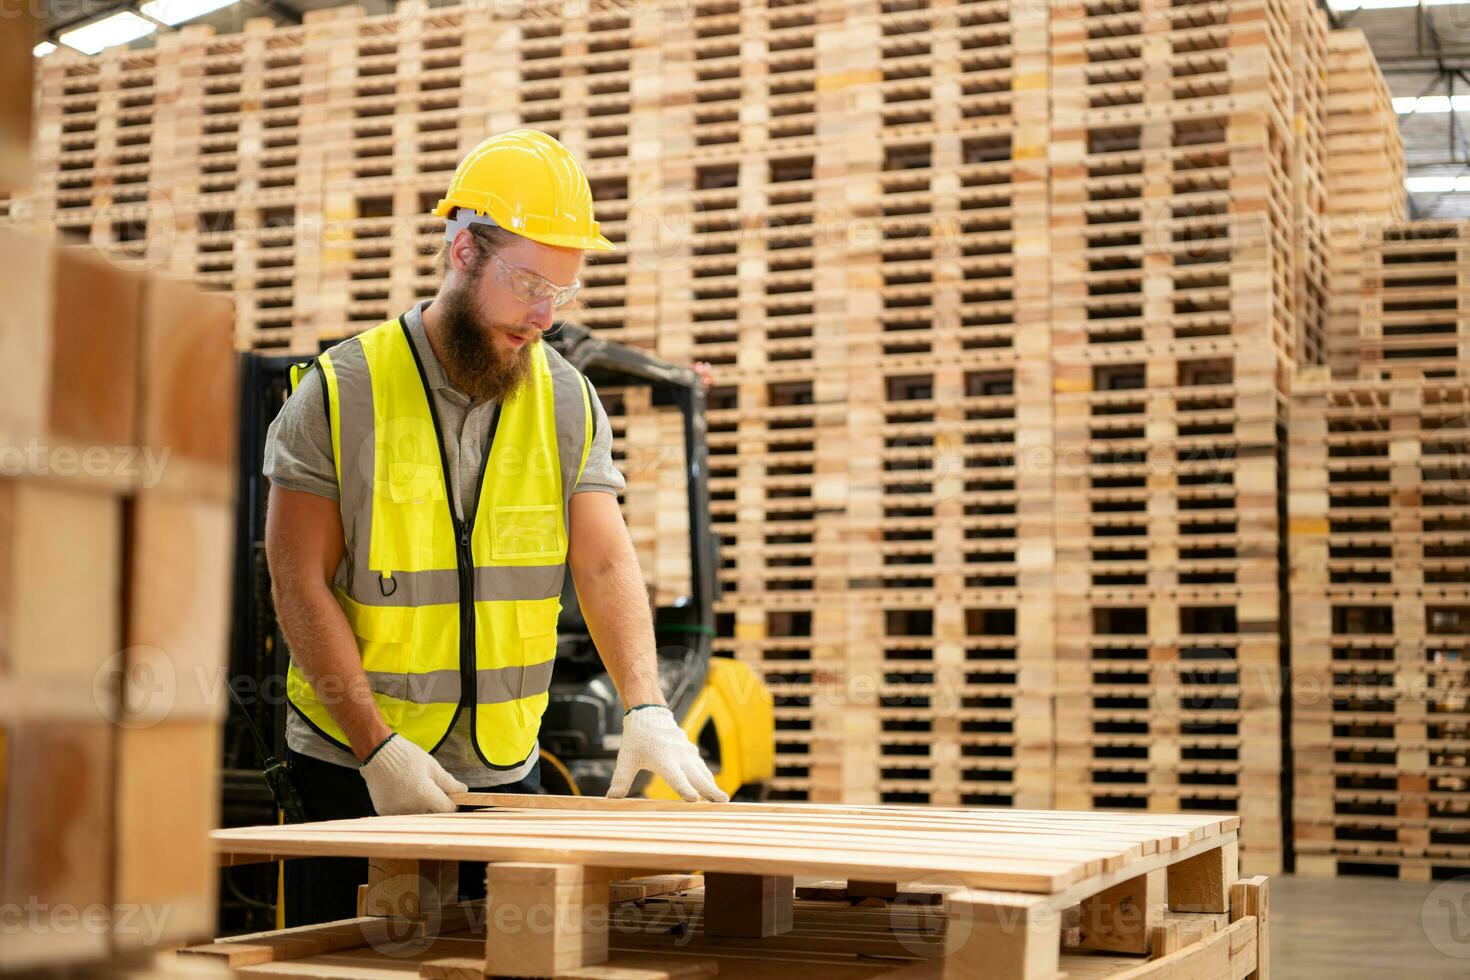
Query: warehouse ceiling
1331,3,1470,219
31,0,1470,218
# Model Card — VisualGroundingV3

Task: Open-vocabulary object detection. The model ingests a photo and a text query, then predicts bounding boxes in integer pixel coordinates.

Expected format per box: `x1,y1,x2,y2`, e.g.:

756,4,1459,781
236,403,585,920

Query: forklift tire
538,748,581,796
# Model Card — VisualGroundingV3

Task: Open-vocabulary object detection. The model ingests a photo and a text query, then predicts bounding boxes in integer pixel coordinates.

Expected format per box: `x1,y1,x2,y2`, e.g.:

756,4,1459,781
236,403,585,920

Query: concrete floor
1273,874,1470,979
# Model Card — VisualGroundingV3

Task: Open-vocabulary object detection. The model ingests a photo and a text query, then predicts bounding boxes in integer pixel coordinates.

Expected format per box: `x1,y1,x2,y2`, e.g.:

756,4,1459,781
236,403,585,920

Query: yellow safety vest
283,316,593,768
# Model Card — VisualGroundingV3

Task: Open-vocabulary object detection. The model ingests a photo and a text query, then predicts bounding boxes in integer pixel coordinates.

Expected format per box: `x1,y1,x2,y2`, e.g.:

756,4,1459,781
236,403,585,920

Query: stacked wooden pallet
191,794,1270,980
0,228,238,968
1290,369,1470,880
1358,221,1470,380
646,0,861,805
8,0,1422,880
1046,0,1318,874
1323,29,1406,380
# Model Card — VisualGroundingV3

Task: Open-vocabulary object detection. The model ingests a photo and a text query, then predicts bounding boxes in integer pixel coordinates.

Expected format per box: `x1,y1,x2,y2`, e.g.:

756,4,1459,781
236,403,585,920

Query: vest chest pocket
491,505,563,561
380,418,445,504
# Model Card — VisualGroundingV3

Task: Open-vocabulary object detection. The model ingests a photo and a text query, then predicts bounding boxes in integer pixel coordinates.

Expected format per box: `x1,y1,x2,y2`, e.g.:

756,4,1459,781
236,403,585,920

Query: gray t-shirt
263,301,624,786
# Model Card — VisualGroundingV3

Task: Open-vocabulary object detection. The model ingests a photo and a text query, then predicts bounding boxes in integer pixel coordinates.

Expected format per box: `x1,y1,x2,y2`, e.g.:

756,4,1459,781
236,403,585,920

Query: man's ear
448,228,477,274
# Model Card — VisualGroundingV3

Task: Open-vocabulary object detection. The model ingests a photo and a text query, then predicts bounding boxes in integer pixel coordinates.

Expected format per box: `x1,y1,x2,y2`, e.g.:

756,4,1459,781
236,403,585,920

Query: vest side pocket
514,597,560,672
340,600,418,730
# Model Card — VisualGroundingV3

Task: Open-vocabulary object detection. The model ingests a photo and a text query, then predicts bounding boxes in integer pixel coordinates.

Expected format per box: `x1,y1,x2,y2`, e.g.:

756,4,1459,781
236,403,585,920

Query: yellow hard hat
433,129,615,252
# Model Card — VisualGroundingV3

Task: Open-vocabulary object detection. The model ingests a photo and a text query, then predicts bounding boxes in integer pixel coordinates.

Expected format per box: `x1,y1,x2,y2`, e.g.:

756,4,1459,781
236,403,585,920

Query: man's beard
438,271,536,404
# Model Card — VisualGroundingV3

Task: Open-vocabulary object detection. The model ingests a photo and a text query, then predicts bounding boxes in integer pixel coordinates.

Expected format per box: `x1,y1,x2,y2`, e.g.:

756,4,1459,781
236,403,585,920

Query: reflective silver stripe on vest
364,659,557,704
343,564,566,608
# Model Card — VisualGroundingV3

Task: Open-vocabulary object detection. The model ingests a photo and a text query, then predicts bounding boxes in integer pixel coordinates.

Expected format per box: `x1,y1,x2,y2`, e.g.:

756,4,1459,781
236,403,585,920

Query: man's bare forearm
571,550,665,710
271,578,391,762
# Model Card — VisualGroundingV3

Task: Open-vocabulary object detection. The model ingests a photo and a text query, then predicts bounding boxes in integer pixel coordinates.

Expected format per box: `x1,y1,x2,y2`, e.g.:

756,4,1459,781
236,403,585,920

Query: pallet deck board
212,796,1237,897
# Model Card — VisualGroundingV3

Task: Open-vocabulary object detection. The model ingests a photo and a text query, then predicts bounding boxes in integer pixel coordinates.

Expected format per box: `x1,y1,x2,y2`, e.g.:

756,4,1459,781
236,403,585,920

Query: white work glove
360,733,468,816
608,705,729,803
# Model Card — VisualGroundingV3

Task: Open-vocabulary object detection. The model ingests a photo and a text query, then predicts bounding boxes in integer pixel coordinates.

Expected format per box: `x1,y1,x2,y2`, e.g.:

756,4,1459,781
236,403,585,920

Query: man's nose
524,299,555,332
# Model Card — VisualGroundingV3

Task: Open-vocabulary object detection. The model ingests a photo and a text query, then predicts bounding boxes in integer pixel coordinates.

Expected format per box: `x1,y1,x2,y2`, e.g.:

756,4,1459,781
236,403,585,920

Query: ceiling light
139,0,240,27
1329,0,1424,9
1406,176,1470,193
58,11,156,55
33,41,56,57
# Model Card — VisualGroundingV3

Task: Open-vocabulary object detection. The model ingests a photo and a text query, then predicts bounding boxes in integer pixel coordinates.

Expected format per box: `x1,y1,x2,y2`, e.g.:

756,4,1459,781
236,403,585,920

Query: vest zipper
455,405,501,743
454,516,475,722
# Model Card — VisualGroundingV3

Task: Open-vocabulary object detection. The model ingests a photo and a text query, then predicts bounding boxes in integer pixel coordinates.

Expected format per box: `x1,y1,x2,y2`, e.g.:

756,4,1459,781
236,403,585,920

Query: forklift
218,321,774,933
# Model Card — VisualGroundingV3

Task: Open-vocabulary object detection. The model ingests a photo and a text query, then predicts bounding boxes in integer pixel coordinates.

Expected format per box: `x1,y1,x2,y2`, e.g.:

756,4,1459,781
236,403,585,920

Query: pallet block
0,477,124,684
703,872,794,938
50,246,145,451
113,720,220,952
363,857,457,918
0,232,152,483
484,863,614,977
0,718,114,970
138,276,239,502
124,491,234,723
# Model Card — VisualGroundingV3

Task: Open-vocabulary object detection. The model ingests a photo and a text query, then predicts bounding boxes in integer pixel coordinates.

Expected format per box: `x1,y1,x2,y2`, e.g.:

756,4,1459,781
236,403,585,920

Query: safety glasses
491,252,581,310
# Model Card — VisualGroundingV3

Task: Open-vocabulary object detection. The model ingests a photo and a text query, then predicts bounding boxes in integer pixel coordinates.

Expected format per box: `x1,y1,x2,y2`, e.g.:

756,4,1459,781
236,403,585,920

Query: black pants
282,747,539,927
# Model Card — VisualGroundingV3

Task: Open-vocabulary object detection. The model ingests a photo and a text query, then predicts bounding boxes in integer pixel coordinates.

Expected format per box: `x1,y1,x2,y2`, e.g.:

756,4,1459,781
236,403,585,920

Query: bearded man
262,130,725,925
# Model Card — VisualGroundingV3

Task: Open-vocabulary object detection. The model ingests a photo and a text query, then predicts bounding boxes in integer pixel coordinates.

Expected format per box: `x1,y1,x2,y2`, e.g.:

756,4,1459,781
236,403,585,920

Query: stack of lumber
0,227,238,970
1289,368,1470,880
191,794,1269,980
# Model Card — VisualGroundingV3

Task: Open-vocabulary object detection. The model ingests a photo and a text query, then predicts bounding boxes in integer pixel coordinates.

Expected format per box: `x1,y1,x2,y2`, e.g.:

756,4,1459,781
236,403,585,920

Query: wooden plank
213,805,1240,899
179,916,416,967
609,875,704,904
423,955,722,979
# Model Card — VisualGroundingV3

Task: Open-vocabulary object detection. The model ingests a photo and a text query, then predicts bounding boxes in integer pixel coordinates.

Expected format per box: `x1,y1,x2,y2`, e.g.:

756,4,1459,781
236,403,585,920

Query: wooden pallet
3,0,1408,850
1359,222,1470,379
1289,370,1470,879
193,794,1267,979
1323,29,1406,380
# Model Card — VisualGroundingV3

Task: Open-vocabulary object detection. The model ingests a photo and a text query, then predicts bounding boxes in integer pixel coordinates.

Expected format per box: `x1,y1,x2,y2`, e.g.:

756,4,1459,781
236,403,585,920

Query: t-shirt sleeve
573,379,626,496
262,365,341,501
